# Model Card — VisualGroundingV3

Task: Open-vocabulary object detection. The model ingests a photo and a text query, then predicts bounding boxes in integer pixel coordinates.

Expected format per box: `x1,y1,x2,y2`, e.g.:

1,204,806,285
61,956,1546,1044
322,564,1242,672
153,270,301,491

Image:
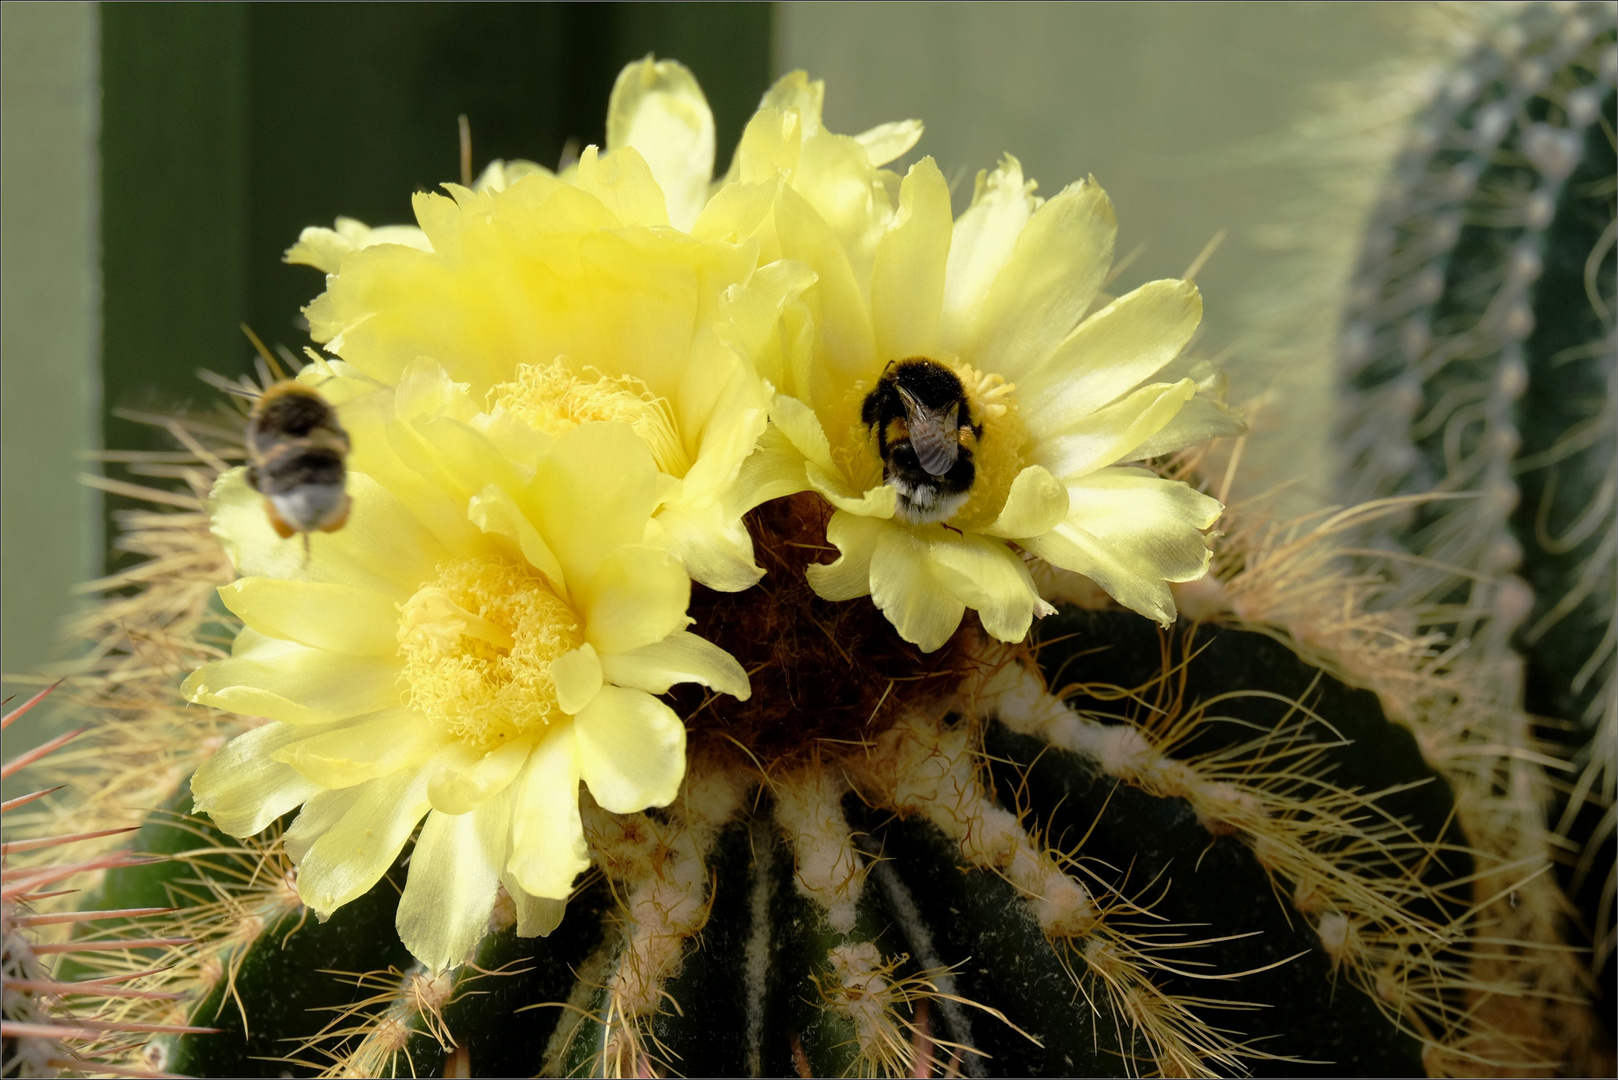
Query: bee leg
263,498,297,539
941,522,964,536
302,531,311,569
317,492,352,533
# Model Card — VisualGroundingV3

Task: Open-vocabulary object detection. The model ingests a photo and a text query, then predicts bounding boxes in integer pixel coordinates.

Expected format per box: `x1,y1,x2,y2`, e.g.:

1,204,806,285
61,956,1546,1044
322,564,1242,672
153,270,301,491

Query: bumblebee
861,358,981,525
245,381,351,552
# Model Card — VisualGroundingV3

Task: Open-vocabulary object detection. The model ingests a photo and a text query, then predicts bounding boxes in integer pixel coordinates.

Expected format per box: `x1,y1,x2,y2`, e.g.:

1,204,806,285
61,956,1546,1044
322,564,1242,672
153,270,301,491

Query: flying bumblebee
245,381,351,556
861,358,981,525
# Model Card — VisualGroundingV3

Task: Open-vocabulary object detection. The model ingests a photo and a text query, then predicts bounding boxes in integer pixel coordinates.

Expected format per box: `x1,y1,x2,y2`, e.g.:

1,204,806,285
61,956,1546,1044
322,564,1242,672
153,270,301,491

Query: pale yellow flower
738,155,1240,651
287,164,777,592
186,363,749,971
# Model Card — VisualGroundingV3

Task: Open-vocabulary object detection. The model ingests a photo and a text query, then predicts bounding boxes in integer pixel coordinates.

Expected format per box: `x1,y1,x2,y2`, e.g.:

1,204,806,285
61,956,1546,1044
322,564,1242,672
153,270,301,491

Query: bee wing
898,386,960,477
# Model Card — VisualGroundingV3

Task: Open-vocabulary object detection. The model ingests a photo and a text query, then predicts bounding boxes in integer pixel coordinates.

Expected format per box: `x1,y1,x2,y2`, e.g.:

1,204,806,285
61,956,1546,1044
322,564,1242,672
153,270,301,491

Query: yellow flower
185,364,749,971
287,145,776,592
744,155,1240,651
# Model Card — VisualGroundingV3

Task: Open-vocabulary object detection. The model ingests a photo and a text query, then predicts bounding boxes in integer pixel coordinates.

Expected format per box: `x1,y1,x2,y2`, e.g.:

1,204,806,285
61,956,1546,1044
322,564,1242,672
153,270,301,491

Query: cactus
1334,0,1616,1035
14,464,1585,1077
16,44,1607,1080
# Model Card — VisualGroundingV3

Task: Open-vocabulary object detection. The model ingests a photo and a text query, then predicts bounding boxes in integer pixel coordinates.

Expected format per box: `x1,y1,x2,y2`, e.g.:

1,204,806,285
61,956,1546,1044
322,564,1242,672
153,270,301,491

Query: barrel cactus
6,52,1603,1078
1334,0,1616,1041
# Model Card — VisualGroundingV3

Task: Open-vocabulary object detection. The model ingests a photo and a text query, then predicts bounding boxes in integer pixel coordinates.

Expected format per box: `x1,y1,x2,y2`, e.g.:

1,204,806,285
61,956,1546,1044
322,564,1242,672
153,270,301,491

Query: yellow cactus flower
185,363,749,972
743,155,1240,652
287,152,776,592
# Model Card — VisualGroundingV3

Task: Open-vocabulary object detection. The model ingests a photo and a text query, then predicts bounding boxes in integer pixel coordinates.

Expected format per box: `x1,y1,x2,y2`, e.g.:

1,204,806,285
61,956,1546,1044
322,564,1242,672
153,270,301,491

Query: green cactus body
1334,0,1616,1026
84,603,1500,1077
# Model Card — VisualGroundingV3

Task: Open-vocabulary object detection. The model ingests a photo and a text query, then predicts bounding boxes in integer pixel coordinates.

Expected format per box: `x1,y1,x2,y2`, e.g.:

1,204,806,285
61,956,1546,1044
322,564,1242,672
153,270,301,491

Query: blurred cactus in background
2,4,1614,1078
1335,0,1615,1042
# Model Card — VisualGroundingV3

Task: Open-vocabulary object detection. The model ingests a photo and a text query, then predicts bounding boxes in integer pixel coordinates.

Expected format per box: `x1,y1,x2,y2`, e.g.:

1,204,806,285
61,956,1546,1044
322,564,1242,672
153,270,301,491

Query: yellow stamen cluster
487,361,689,476
396,554,581,748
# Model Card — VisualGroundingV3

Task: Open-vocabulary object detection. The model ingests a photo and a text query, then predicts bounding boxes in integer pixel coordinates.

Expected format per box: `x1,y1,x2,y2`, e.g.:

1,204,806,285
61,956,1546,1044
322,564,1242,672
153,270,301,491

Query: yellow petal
1033,379,1196,481
983,465,1070,539
298,766,433,917
190,721,329,837
209,467,444,597
532,423,674,589
774,185,878,398
284,786,363,863
855,119,924,167
656,502,763,593
1020,468,1222,626
606,57,715,231
182,632,400,726
731,106,803,186
553,644,604,715
580,544,690,657
574,145,670,227
927,531,1045,644
974,178,1115,378
807,465,898,518
574,686,686,814
508,727,590,900
500,879,568,938
870,525,967,653
1019,280,1203,439
871,157,952,361
940,155,1035,352
218,578,399,656
691,179,778,243
396,798,508,972
273,710,439,789
1119,393,1247,463
731,425,812,513
804,510,883,601
427,737,535,816
599,629,750,700
468,484,566,591
770,394,836,474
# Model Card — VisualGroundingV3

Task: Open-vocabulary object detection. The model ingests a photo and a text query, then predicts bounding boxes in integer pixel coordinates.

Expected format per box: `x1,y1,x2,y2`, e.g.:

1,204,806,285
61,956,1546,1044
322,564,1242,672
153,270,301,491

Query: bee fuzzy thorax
245,381,352,538
862,358,982,525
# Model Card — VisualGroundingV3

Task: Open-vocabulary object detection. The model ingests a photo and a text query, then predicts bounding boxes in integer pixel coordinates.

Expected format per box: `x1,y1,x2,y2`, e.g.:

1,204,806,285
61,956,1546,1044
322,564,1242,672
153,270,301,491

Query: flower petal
1019,280,1203,439
855,119,924,167
553,644,604,716
805,510,884,602
468,484,566,590
656,502,764,593
599,629,751,700
284,786,363,863
983,466,1070,539
1033,379,1197,481
928,531,1046,644
606,57,716,232
298,766,433,917
209,468,443,597
807,465,898,518
974,178,1115,379
871,157,952,361
427,736,535,816
190,721,332,837
500,880,568,938
774,185,878,401
182,631,400,726
941,155,1035,353
870,525,967,653
1020,468,1222,626
574,145,669,228
396,799,507,972
574,686,686,814
218,578,399,656
273,709,440,790
533,423,674,590
581,544,691,657
508,727,589,900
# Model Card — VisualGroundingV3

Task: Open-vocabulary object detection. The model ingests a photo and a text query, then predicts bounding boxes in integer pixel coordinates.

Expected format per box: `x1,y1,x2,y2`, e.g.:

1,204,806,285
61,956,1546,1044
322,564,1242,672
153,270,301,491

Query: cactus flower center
396,554,582,749
488,361,689,476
